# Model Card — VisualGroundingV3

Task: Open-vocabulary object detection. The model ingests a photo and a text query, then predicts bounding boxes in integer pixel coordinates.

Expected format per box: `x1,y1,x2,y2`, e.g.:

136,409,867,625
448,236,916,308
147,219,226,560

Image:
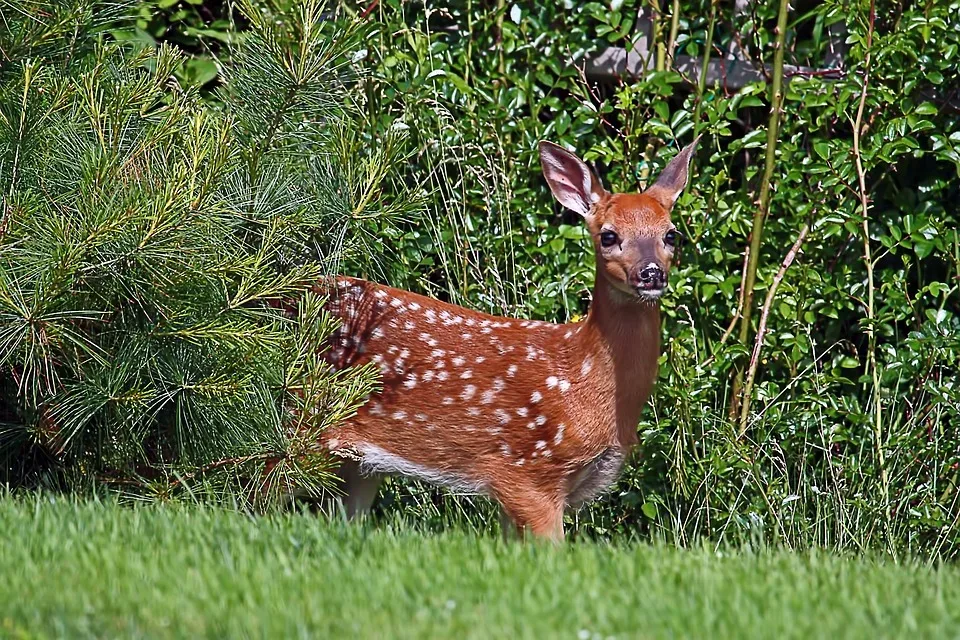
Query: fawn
319,138,699,540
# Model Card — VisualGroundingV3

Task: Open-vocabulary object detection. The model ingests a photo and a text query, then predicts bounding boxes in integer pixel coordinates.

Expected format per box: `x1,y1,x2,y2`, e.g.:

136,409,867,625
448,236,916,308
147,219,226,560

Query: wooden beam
580,45,840,89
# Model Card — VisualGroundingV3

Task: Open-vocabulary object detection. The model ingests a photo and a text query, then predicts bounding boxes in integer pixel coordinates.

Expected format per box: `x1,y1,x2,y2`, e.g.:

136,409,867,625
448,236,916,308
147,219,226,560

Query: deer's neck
576,275,661,447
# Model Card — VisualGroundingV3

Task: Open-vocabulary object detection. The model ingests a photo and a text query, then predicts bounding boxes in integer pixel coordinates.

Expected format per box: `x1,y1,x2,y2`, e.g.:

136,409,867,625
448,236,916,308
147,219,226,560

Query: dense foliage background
1,0,958,558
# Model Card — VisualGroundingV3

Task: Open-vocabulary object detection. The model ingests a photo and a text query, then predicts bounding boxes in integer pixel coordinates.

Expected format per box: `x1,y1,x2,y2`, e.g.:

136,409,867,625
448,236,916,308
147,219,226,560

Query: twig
738,223,809,436
359,0,379,19
851,0,891,548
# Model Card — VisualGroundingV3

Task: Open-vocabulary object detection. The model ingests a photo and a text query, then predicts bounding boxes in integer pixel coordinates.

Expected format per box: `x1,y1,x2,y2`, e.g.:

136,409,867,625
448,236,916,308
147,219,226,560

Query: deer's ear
646,136,701,210
539,141,606,217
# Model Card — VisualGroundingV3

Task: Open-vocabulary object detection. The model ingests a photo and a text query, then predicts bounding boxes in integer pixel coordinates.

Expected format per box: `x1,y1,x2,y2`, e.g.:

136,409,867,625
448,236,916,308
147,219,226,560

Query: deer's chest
566,447,626,506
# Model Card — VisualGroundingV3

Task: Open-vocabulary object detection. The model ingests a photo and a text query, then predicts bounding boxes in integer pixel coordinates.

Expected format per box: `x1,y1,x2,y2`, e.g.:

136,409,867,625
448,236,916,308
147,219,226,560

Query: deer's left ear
645,136,701,210
539,141,607,217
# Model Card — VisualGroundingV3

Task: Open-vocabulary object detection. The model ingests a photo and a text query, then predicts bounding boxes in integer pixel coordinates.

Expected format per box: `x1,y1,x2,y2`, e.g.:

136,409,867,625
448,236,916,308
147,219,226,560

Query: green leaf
641,502,658,519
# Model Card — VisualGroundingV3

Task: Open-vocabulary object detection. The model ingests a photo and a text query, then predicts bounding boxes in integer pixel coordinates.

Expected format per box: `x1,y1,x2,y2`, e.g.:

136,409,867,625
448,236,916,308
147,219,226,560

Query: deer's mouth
634,286,665,300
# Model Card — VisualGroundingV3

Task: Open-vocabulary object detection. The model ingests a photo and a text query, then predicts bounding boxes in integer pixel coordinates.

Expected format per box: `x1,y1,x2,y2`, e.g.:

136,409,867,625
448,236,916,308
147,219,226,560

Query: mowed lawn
1,498,957,639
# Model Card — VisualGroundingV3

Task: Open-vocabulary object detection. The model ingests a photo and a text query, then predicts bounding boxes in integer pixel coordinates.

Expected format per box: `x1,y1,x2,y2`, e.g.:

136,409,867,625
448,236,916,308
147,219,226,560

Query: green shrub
0,0,422,506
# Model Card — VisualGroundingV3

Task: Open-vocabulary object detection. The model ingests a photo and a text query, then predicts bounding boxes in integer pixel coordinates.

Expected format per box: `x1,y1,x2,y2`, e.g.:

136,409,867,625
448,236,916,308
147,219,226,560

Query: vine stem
730,0,789,419
851,0,891,547
692,0,717,134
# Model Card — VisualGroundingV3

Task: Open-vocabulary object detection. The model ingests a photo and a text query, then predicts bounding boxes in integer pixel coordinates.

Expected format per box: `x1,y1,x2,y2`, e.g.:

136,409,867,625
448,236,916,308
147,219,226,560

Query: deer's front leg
496,484,565,543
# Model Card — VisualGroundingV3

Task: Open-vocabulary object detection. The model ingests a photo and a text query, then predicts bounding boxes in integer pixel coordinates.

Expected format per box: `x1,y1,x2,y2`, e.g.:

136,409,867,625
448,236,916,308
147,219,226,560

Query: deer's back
318,277,618,496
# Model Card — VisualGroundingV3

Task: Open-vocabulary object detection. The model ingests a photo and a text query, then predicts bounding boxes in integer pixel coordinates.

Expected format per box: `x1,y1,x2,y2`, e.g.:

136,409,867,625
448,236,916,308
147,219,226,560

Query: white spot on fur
475,356,486,363
530,391,542,404
492,378,506,392
370,402,384,416
390,298,404,308
559,379,571,393
481,327,493,334
403,374,418,389
516,407,529,417
460,385,477,400
423,370,435,382
460,370,473,379
425,310,437,324
467,407,481,416
443,397,454,405
525,345,537,361
526,421,535,429
494,409,511,424
374,290,387,299
564,330,573,339
546,376,558,389
452,356,465,367
437,371,449,381
466,318,476,327
415,413,428,422
535,440,547,450
404,321,415,330
409,302,421,311
431,349,445,358
372,327,385,339
535,415,547,426
481,390,496,404
581,357,593,376
391,410,407,420
554,423,566,445
399,349,410,359
500,443,512,456
507,364,518,377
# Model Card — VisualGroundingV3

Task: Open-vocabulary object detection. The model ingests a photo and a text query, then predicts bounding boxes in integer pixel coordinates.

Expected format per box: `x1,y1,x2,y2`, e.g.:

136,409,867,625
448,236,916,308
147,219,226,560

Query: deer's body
319,139,699,540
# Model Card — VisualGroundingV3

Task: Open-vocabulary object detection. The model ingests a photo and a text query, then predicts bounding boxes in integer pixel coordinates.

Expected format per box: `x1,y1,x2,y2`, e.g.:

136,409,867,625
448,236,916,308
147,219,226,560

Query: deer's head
539,138,699,301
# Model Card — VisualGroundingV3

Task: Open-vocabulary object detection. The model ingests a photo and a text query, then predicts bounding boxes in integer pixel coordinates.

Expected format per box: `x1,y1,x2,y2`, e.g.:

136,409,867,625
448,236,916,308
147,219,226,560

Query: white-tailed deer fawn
319,138,699,540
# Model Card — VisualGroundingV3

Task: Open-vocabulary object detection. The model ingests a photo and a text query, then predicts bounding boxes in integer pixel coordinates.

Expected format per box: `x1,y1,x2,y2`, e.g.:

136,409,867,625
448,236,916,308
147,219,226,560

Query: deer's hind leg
333,459,383,519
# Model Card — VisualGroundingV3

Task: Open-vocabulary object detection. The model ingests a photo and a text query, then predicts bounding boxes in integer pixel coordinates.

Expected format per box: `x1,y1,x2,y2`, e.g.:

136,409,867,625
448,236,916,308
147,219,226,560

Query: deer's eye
600,230,619,248
664,229,683,248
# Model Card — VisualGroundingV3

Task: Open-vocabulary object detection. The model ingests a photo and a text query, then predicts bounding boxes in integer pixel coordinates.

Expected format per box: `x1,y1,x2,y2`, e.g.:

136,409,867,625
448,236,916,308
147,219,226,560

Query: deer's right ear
539,141,606,217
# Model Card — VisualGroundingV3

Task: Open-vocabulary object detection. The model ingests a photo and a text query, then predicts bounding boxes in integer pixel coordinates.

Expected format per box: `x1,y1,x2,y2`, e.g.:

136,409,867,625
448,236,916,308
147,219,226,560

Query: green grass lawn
1,497,957,639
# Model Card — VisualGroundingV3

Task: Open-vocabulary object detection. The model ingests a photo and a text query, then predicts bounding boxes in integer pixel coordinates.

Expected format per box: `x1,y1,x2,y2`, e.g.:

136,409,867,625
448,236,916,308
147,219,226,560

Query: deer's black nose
635,264,666,290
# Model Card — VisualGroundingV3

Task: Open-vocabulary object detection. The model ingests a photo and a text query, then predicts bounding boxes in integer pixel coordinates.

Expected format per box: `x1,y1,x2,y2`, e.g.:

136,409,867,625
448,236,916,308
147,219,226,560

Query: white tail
319,139,699,540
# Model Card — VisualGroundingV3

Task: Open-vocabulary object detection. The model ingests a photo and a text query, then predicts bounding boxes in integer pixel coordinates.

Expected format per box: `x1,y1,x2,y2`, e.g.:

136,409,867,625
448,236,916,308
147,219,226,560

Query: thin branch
738,223,809,436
